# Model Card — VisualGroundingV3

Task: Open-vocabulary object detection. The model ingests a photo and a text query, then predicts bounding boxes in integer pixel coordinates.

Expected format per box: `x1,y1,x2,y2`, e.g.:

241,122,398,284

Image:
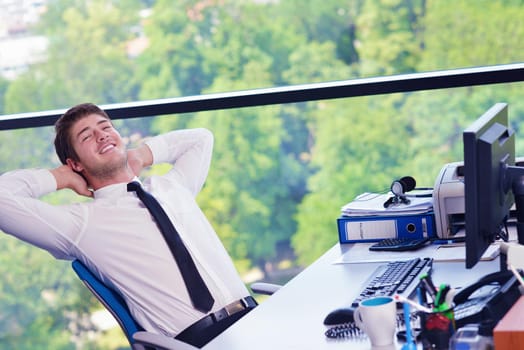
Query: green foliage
277,0,363,66
356,0,425,75
0,77,8,114
4,0,142,114
135,0,217,99
203,106,288,269
0,127,56,170
419,0,524,70
0,235,96,349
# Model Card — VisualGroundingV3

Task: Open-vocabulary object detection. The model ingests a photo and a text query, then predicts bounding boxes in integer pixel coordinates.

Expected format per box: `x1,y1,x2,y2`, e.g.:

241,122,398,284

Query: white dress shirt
0,128,249,337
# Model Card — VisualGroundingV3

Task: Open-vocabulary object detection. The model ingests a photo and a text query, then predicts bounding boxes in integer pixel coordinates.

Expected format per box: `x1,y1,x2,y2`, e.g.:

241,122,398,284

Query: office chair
71,259,198,350
72,260,281,349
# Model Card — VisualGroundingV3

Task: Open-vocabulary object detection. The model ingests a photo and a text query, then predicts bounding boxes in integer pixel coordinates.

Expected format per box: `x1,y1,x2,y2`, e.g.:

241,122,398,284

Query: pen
434,284,450,307
401,301,417,350
444,287,456,307
417,285,427,306
419,273,438,301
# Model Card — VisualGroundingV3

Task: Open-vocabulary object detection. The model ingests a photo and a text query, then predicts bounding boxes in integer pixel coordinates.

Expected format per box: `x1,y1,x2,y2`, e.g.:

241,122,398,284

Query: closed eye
81,133,93,142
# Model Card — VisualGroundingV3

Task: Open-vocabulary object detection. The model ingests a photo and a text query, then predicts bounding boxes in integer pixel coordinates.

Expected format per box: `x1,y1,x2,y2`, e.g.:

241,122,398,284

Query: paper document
341,192,433,217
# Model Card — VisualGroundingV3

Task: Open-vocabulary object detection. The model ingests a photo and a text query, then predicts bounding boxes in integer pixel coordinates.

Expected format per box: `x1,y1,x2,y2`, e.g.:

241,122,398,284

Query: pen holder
418,304,455,350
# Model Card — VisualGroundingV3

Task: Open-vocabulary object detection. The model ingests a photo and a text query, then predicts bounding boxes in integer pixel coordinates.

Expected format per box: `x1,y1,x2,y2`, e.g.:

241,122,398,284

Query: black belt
176,296,257,342
209,296,257,323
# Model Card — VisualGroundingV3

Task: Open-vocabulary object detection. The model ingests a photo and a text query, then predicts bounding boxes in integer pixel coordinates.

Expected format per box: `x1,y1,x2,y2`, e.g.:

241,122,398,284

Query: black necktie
127,181,215,313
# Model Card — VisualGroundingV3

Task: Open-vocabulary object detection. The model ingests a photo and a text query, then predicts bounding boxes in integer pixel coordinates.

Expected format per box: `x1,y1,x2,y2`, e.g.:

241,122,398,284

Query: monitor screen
463,103,515,268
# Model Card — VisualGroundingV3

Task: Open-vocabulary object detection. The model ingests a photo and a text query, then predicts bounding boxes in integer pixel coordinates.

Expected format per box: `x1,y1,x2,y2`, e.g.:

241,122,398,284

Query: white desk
203,243,500,350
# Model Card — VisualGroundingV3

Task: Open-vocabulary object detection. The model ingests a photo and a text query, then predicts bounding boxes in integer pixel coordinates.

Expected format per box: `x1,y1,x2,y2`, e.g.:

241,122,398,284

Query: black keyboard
351,257,433,307
369,237,430,252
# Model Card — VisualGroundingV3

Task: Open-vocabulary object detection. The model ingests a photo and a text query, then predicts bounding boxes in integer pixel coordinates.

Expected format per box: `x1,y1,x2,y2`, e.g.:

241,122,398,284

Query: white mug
354,296,397,347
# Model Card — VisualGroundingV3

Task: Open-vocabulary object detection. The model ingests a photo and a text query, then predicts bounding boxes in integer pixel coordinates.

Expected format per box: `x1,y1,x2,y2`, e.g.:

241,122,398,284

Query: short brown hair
54,103,111,164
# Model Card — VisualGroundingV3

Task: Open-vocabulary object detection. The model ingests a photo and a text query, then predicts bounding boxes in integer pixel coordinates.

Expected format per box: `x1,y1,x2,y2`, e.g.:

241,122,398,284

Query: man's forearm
145,128,213,195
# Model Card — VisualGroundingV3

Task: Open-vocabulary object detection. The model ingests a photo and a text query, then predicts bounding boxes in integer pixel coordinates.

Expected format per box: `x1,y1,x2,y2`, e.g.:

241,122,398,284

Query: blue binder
337,212,436,243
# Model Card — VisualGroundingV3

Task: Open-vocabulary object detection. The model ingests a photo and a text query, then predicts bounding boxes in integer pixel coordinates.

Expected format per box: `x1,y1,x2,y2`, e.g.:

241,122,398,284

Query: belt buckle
224,299,245,316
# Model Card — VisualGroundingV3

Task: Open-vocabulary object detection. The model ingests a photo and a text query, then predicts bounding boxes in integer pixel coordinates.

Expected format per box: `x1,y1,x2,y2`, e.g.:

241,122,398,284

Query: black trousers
175,307,255,348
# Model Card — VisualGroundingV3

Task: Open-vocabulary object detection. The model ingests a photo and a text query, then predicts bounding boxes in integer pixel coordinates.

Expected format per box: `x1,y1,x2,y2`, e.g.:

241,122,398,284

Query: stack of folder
337,192,435,243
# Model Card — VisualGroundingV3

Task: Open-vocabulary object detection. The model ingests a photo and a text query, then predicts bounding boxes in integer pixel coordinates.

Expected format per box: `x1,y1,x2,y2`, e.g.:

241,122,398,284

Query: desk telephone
453,269,521,331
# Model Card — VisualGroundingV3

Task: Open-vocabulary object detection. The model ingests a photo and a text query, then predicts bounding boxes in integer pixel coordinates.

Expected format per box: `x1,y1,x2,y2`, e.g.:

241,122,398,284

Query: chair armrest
133,331,199,350
250,282,282,295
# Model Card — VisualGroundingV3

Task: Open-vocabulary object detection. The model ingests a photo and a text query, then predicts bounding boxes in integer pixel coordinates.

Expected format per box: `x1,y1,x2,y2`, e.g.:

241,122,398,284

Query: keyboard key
369,238,430,252
351,257,433,307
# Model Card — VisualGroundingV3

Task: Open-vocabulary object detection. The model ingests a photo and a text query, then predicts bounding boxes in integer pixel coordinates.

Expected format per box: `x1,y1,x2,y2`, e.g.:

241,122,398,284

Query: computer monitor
463,103,524,268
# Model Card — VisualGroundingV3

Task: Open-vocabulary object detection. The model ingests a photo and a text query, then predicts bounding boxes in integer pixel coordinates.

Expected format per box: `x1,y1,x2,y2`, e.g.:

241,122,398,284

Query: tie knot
127,181,141,193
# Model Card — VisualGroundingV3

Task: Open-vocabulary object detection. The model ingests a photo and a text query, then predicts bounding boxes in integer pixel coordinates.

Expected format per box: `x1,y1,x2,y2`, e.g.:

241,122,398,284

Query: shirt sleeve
0,168,81,259
145,128,214,196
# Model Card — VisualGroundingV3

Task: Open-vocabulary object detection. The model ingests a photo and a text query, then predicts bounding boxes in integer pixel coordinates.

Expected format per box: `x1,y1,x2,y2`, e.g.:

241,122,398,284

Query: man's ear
66,158,84,173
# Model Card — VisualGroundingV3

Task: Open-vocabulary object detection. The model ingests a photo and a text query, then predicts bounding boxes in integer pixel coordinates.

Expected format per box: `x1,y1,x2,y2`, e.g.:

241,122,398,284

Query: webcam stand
383,194,411,208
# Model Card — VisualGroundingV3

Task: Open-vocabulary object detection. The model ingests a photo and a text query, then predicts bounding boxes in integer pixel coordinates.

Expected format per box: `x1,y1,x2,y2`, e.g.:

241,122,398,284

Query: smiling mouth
99,144,115,154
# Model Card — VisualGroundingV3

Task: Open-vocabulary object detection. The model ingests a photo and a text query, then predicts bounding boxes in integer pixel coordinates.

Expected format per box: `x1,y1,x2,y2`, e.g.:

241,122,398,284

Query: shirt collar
93,177,141,200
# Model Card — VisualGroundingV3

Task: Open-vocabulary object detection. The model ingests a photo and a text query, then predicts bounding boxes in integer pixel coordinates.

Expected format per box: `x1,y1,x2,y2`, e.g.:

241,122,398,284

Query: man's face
67,113,127,179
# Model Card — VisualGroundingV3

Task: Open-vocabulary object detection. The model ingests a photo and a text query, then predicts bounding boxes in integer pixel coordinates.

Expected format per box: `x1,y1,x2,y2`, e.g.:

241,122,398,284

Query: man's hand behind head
127,145,153,177
51,165,93,197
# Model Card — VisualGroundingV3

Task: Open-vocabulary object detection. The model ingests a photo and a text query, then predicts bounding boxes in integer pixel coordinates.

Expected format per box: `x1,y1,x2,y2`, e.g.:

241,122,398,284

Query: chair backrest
72,259,144,346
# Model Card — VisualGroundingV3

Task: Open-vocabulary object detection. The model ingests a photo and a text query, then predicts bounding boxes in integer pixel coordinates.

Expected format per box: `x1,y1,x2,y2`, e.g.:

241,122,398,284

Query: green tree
136,0,213,100
0,77,8,114
0,230,100,349
418,0,524,70
278,0,363,65
401,0,524,182
356,0,425,75
4,0,142,114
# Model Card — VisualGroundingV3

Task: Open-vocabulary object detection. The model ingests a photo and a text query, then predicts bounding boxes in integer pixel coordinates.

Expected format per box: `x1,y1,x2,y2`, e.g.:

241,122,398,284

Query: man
0,103,256,348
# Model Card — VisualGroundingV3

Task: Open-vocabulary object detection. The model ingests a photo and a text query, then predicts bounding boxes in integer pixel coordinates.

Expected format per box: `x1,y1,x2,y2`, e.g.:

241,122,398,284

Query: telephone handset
453,269,521,332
